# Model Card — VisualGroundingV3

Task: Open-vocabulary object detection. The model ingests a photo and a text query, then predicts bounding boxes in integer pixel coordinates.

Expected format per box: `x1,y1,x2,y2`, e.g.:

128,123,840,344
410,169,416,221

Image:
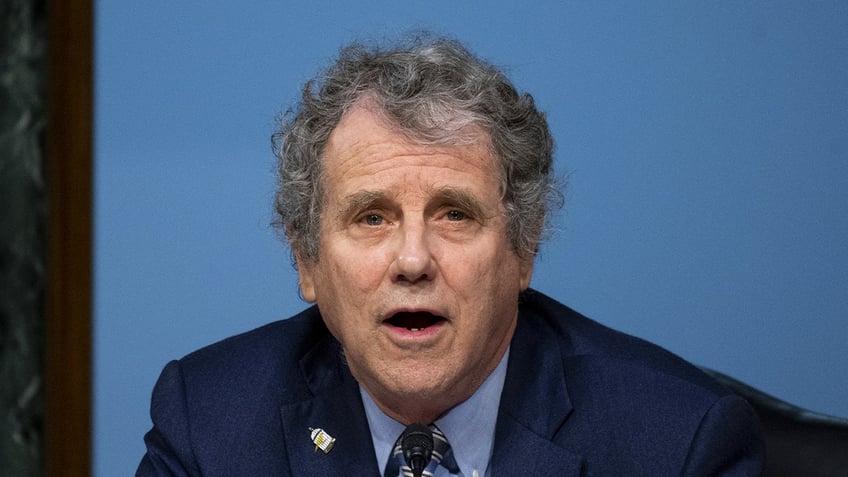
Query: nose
391,220,435,284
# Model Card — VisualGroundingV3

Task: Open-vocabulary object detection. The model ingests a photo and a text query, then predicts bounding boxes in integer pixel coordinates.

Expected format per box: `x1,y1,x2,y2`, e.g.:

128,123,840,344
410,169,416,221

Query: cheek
319,242,387,299
455,237,520,281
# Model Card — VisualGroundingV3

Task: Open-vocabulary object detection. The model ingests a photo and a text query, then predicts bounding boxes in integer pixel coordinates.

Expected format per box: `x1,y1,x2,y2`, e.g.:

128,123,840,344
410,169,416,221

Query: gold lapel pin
309,427,336,454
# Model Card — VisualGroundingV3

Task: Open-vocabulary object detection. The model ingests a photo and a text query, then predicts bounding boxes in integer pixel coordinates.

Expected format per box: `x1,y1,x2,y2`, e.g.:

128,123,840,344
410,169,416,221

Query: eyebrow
334,186,492,223
335,190,388,223
430,186,490,224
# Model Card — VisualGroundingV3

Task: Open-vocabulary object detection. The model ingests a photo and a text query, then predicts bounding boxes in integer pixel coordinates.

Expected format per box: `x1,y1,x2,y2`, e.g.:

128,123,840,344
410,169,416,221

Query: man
138,36,764,476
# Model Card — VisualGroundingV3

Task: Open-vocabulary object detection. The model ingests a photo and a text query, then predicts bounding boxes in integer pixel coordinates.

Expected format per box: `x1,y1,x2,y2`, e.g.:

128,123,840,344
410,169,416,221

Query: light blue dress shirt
360,348,510,477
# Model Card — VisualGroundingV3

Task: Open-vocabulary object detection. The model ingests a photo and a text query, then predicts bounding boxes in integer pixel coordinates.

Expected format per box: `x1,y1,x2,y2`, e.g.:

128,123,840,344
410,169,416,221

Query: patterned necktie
384,424,460,477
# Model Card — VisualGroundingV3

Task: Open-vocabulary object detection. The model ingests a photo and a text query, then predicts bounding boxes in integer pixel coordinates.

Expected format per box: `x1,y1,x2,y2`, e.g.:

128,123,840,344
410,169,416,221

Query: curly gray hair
272,35,559,262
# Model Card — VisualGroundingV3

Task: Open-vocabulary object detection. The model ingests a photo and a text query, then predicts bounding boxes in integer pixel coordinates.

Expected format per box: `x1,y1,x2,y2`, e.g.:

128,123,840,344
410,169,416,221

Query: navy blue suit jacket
137,290,764,476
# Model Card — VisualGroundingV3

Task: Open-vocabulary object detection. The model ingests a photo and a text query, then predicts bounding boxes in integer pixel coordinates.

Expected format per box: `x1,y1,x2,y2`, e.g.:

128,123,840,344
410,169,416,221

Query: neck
372,393,458,426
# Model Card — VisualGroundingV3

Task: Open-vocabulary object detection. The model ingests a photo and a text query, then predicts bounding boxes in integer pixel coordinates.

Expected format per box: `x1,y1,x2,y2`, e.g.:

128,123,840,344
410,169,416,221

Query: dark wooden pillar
45,0,93,475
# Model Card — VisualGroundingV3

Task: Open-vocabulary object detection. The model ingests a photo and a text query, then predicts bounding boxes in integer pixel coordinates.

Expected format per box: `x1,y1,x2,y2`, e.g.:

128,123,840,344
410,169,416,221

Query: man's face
296,102,533,423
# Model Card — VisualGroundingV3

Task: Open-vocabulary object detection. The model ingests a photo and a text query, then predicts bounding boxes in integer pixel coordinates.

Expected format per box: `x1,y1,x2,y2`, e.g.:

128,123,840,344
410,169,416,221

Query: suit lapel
279,333,381,477
491,414,583,475
492,306,584,475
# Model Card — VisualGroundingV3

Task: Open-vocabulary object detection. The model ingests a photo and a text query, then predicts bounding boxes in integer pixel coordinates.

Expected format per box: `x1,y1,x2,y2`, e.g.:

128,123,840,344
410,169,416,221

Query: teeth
407,327,423,332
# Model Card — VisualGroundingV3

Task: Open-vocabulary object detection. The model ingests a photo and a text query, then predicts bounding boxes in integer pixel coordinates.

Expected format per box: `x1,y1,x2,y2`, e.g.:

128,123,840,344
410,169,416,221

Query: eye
363,214,383,226
446,210,466,221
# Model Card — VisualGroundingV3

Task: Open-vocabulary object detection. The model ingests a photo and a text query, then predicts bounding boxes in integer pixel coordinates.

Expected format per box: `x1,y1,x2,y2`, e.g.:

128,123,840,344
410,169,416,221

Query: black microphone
400,423,433,477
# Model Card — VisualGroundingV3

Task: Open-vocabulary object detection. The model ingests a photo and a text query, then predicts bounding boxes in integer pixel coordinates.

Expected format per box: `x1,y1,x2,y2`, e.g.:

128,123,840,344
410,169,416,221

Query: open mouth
385,312,445,332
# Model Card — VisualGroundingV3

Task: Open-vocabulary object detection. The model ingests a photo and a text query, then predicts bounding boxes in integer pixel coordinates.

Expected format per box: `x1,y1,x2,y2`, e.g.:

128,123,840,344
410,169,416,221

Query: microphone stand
400,423,433,477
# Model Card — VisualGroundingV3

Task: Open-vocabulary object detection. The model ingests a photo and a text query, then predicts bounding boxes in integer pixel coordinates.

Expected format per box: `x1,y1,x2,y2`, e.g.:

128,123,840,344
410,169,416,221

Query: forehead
321,102,500,191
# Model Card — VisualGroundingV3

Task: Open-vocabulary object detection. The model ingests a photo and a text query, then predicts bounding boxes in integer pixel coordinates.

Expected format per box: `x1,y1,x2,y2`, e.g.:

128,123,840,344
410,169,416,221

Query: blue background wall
94,2,847,475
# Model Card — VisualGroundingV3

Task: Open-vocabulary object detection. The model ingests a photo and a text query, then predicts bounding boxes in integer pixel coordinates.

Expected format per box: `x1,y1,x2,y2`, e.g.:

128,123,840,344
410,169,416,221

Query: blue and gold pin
308,427,336,454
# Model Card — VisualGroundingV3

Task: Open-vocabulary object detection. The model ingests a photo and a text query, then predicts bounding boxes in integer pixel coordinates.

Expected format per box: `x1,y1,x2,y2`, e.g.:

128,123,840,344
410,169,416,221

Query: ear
294,250,317,303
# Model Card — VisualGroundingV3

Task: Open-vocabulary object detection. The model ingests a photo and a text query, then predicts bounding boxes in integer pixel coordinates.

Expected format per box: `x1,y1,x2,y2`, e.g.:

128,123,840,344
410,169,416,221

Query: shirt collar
360,347,510,477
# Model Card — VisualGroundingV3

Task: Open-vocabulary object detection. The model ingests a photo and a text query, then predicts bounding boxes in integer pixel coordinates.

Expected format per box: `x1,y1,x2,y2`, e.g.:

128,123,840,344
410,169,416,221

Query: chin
388,374,467,404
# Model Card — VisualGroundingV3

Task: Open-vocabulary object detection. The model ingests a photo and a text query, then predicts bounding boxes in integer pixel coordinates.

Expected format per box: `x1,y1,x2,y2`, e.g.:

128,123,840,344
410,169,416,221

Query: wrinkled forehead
343,94,495,149
324,101,497,174
309,101,506,224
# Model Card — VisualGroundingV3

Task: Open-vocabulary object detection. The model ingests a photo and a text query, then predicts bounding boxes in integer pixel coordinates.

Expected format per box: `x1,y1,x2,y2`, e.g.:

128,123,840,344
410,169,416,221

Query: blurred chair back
701,368,848,477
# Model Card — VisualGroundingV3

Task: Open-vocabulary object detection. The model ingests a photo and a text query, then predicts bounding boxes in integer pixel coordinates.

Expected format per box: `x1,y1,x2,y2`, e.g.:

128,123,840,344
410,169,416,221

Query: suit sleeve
681,394,766,476
136,360,201,477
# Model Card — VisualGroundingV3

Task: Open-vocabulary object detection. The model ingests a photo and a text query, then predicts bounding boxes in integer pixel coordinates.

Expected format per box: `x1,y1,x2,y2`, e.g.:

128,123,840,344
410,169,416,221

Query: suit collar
279,331,381,477
491,298,584,475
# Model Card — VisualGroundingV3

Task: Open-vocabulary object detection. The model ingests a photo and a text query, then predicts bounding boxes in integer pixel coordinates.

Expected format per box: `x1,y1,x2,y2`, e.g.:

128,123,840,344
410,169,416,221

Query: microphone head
401,423,433,477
